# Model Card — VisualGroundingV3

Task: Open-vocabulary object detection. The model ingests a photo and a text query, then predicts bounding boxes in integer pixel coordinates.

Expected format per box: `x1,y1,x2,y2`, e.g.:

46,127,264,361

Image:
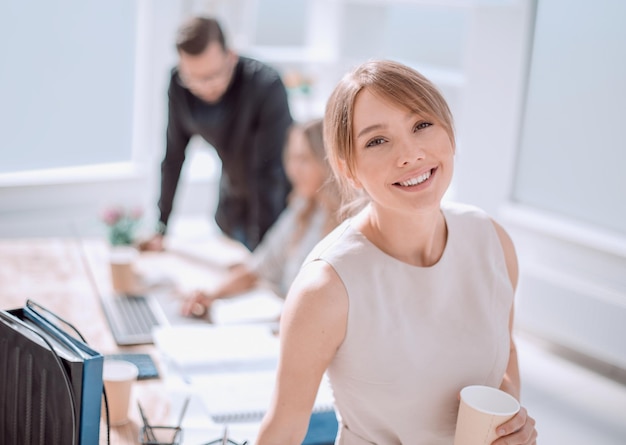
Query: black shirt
158,56,293,250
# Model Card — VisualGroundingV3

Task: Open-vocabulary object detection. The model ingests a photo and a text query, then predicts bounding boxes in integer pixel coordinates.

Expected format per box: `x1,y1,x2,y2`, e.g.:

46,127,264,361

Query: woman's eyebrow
356,123,385,139
356,110,420,139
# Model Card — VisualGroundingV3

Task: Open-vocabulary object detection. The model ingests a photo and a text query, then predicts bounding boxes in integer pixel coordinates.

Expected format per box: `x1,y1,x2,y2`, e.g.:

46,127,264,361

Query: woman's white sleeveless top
305,202,514,445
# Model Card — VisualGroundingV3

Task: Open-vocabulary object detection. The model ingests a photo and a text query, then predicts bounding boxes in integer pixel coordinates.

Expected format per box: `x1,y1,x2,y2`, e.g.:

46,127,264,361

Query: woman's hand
180,290,214,318
493,406,537,444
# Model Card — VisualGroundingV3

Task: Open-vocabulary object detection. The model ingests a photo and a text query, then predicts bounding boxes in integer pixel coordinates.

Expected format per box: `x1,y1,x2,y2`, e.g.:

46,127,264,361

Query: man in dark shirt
143,16,292,251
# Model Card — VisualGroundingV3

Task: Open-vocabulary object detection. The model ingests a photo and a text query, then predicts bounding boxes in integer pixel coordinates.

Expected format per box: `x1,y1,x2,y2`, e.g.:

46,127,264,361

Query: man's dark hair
176,16,227,55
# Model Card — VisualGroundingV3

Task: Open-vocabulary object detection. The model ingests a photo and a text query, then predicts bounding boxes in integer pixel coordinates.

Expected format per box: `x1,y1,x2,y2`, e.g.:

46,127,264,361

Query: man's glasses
177,58,233,90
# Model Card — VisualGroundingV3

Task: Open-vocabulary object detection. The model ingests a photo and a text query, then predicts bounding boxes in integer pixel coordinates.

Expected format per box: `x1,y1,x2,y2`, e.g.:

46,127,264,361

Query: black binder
0,300,104,444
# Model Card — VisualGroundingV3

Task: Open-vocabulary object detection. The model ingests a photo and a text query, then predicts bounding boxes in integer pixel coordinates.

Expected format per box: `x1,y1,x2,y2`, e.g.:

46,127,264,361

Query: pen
221,425,228,445
137,402,157,442
176,396,190,430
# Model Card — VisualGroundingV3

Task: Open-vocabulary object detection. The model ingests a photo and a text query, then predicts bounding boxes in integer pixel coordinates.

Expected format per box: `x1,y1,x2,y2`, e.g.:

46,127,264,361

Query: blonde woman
257,60,537,444
181,118,340,317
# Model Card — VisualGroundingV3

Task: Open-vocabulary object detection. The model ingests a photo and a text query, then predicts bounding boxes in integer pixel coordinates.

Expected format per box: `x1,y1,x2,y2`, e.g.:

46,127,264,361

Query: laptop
77,237,282,346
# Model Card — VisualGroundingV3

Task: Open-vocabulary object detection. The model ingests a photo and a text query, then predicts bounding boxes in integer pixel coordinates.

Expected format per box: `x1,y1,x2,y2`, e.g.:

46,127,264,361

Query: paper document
193,370,335,423
153,323,280,374
165,230,250,267
160,381,261,444
211,289,283,324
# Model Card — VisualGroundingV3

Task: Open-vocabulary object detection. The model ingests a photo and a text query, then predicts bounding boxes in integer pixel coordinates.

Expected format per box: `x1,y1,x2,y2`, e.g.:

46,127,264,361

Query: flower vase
109,245,139,295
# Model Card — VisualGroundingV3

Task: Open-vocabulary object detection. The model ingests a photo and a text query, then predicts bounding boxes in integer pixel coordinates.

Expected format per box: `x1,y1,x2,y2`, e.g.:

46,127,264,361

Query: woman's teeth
398,170,431,187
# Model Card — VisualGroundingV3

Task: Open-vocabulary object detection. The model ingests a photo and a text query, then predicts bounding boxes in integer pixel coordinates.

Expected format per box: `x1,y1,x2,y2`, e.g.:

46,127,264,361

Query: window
0,1,138,175
512,0,626,236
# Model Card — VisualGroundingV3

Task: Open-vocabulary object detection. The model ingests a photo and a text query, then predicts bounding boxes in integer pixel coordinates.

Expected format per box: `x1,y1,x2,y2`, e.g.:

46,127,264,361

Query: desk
0,235,267,444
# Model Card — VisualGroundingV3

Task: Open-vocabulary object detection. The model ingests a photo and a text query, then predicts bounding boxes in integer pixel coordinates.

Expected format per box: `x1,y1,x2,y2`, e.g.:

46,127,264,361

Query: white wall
500,0,626,369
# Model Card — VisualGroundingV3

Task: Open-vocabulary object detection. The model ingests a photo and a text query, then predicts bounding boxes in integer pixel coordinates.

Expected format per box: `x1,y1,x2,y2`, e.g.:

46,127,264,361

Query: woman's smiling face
351,88,455,215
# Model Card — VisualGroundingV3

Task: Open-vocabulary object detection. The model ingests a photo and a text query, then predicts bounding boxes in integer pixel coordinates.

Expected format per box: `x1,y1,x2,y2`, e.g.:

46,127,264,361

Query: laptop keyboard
101,295,163,346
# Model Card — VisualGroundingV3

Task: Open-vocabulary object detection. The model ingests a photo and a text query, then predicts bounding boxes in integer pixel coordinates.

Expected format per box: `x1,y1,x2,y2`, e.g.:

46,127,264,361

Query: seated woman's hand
180,290,215,318
492,406,537,445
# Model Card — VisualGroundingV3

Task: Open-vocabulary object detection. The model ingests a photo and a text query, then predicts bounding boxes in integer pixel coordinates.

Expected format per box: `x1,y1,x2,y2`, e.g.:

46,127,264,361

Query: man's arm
247,75,293,247
158,77,192,234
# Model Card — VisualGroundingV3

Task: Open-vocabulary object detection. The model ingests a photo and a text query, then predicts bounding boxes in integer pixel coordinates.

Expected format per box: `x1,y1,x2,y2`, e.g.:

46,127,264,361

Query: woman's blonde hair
323,59,455,216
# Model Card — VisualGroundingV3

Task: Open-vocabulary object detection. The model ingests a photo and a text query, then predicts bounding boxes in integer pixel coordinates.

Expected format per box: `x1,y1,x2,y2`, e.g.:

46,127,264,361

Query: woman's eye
366,137,386,148
414,121,432,131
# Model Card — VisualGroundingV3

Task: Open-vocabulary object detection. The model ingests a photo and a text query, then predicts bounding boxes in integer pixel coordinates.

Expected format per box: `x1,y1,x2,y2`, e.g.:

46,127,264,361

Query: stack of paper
154,322,335,427
159,377,263,444
153,323,280,375
191,370,335,424
211,289,283,325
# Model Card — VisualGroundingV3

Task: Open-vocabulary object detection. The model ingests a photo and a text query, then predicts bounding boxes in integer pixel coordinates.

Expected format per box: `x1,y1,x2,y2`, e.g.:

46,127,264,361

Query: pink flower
101,206,123,226
100,205,144,245
130,206,143,220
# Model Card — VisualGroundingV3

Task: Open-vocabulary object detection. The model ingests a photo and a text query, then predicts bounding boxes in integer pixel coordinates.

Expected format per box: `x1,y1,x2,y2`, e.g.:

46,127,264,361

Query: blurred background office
1,0,625,442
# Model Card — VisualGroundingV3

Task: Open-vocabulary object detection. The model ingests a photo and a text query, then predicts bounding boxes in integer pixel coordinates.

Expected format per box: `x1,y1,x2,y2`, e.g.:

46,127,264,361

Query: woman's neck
355,203,447,267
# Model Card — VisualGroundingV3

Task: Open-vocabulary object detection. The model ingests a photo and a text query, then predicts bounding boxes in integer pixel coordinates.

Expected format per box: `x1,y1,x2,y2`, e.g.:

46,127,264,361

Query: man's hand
137,233,165,252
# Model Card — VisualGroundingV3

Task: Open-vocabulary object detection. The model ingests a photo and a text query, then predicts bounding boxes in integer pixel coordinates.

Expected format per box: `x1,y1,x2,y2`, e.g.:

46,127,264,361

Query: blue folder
302,410,339,445
1,302,103,444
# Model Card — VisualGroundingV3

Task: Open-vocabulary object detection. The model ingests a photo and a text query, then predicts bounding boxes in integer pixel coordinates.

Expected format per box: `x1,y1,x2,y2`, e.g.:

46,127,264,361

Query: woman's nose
397,140,425,166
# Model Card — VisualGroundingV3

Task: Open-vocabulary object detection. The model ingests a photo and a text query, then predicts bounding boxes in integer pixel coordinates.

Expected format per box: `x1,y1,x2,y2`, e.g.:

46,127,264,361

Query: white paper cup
454,385,520,445
102,360,139,426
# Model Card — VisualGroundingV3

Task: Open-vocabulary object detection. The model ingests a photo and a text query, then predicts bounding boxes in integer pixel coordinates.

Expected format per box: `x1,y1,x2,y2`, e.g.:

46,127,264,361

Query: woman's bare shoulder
281,259,348,348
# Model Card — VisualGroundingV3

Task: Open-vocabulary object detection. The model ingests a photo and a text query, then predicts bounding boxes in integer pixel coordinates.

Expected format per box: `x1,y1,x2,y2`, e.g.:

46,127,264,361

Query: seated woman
181,118,340,318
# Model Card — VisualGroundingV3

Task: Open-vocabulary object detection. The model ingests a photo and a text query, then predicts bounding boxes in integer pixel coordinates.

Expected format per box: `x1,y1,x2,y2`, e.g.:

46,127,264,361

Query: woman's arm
491,220,537,444
180,264,258,317
500,307,521,400
491,220,521,399
257,259,348,444
181,204,300,317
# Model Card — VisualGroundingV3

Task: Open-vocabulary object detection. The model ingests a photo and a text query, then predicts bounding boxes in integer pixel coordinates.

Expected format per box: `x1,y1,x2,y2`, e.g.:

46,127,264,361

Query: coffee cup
109,246,138,295
454,385,520,445
102,359,139,426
